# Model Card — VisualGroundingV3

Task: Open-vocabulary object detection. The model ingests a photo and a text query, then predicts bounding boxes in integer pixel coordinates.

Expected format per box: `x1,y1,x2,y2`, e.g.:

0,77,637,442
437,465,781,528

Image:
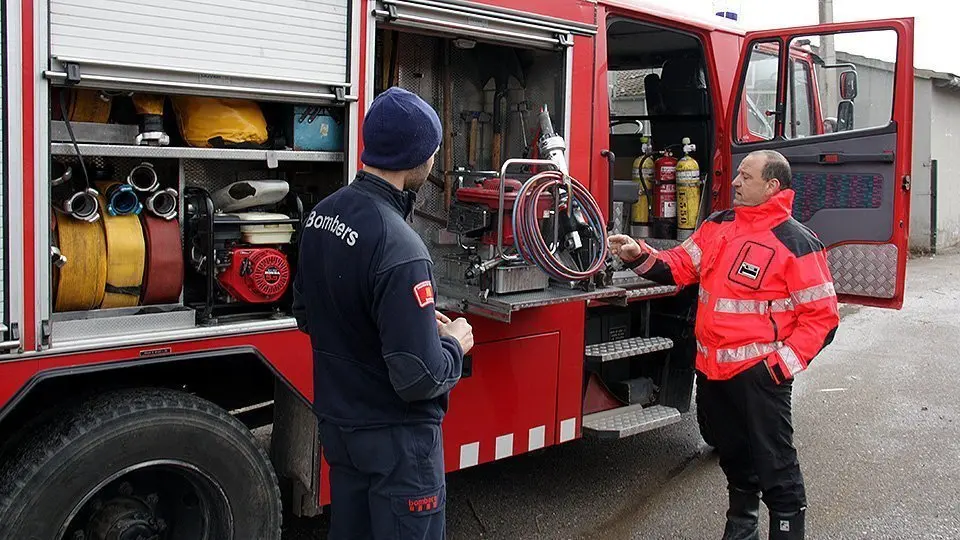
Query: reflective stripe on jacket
627,189,840,381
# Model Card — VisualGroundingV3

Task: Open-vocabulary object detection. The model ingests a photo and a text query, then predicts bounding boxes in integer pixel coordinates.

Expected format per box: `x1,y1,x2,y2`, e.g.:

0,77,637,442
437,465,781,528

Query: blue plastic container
292,106,344,152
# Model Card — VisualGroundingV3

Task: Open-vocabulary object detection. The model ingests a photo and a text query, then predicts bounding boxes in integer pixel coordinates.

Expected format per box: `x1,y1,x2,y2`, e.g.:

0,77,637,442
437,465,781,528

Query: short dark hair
755,150,792,190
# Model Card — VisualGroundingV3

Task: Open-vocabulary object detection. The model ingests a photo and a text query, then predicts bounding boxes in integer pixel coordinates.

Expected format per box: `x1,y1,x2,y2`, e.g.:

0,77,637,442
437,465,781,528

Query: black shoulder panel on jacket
772,218,825,257
706,209,735,224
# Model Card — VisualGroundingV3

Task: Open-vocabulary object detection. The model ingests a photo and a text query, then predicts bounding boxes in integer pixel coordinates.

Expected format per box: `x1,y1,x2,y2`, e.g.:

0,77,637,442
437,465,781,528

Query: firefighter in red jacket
609,150,839,540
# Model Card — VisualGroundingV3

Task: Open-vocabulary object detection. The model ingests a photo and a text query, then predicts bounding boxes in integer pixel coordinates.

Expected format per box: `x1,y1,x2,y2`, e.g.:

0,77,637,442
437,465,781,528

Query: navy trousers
320,421,446,540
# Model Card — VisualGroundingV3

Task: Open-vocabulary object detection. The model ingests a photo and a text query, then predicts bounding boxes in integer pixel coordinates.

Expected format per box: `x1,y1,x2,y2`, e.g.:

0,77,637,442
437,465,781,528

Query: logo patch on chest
727,241,776,290
414,280,435,308
737,261,761,280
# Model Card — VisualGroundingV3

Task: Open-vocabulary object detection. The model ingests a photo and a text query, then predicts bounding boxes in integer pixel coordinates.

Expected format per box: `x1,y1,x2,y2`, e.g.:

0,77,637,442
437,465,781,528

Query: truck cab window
789,30,898,136
738,43,779,142
787,59,815,138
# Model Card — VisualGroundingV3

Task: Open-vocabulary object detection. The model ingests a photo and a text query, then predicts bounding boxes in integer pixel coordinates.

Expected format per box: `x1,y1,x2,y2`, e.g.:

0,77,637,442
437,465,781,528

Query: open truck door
729,19,914,309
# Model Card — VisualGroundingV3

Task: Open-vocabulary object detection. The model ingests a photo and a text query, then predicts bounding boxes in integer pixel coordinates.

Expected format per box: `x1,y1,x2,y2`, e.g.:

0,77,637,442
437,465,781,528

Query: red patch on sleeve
413,281,434,308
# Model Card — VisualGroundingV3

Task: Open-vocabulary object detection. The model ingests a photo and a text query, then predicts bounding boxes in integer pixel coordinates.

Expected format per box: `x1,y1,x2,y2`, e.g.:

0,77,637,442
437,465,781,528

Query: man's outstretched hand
608,234,645,262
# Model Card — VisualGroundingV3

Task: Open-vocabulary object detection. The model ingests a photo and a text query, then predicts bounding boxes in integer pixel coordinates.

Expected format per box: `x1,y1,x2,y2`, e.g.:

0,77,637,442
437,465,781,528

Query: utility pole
819,0,838,116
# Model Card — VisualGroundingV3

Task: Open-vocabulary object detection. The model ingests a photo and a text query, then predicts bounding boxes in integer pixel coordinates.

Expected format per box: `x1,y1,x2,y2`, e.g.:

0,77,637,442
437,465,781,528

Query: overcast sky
674,0,955,75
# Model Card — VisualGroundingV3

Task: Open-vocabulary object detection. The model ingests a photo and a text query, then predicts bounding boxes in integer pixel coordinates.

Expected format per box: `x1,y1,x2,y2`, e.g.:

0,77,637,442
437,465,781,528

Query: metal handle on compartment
44,71,357,103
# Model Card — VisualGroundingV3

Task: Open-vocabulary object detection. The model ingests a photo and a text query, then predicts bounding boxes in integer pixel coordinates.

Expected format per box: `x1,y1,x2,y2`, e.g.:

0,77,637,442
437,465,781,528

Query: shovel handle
469,119,479,169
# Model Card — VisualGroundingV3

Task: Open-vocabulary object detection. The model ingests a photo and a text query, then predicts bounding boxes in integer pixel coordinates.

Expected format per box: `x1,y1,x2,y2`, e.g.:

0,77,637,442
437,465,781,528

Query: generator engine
447,177,551,246
217,247,291,304
184,179,302,321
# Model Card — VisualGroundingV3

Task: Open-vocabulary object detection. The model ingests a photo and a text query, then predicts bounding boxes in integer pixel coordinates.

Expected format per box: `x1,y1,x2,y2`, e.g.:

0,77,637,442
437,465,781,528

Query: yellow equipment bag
65,89,112,123
171,96,269,148
132,93,166,116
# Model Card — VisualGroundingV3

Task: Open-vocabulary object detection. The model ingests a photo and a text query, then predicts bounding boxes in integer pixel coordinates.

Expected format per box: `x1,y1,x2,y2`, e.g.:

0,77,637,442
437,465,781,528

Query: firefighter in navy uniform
293,87,474,539
609,150,839,540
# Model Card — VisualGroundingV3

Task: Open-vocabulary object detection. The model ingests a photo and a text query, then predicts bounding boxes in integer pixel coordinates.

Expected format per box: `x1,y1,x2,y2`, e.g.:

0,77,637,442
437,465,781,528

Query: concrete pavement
582,252,960,540
283,252,960,539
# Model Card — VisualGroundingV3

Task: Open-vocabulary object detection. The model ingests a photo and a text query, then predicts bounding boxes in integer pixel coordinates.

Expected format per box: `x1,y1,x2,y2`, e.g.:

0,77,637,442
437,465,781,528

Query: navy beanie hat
361,87,442,171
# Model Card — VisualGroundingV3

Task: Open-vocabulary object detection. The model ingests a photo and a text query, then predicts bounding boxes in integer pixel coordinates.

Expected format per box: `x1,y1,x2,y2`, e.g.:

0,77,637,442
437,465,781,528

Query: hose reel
476,107,609,285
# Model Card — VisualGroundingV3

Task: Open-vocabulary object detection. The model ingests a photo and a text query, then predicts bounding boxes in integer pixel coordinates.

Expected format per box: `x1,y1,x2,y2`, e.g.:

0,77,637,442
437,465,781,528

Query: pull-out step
582,404,682,439
585,336,673,363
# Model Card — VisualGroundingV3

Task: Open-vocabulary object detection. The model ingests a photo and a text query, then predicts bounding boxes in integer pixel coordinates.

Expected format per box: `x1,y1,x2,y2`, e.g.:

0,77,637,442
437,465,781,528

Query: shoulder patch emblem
413,281,435,308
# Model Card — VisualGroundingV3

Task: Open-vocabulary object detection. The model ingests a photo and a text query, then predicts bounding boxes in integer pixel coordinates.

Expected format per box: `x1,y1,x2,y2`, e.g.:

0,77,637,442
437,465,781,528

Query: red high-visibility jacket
626,189,840,382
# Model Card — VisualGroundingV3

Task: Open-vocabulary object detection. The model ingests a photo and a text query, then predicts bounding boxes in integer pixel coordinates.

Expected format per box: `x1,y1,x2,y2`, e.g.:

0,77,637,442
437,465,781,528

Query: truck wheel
696,399,718,449
0,388,282,540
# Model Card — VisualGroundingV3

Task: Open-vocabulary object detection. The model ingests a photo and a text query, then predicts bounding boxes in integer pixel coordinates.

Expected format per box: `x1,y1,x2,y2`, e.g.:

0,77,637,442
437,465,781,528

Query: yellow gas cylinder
676,137,701,240
631,136,656,237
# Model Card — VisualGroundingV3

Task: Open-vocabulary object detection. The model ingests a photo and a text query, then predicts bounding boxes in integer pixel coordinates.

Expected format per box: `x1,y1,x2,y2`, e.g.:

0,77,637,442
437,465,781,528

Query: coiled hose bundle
511,170,609,282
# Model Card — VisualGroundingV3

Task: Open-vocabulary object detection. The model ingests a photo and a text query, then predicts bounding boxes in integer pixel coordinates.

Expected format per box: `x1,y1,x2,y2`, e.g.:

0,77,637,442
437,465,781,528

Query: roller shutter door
48,0,353,101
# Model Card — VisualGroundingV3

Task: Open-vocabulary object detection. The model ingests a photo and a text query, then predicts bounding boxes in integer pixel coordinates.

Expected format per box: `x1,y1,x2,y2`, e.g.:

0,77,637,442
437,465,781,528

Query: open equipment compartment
38,0,355,347
373,8,626,322
574,13,720,436
46,87,348,343
606,17,714,238
603,16,715,293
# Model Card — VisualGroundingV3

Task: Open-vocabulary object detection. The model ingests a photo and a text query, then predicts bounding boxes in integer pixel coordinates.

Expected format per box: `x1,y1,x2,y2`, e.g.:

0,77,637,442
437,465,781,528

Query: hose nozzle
105,183,143,216
62,188,101,223
146,188,179,220
537,105,568,176
127,162,160,192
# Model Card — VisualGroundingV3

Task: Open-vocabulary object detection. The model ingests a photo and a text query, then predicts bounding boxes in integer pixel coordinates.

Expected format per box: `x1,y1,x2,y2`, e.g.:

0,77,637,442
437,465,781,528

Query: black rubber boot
768,508,805,539
722,487,761,540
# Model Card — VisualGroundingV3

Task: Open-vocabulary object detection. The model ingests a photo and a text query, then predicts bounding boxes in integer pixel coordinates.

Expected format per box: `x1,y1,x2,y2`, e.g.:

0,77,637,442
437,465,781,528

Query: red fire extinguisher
653,150,678,239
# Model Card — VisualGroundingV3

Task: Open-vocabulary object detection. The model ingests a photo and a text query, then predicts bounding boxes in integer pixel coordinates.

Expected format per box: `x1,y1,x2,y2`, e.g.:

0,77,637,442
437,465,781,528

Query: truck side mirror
837,100,855,131
839,70,858,101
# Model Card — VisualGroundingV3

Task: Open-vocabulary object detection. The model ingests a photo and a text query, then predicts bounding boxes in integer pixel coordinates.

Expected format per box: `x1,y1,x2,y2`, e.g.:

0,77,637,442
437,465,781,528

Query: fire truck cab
0,0,913,537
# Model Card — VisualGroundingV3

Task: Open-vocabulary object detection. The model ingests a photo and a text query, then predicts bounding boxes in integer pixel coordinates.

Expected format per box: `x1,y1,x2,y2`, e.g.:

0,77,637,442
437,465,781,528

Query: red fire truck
0,0,913,537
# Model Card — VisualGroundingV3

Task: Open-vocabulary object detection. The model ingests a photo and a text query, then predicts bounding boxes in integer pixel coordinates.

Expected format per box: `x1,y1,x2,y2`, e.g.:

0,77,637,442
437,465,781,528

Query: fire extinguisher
653,149,678,239
676,137,701,240
631,136,656,238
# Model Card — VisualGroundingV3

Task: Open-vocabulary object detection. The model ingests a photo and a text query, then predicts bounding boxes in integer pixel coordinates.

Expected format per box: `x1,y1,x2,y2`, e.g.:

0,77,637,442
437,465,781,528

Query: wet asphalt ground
281,252,960,539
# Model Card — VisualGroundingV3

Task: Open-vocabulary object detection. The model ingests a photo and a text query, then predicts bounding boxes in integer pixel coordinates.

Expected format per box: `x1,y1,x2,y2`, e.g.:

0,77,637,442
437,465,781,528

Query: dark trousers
696,361,807,513
320,421,447,540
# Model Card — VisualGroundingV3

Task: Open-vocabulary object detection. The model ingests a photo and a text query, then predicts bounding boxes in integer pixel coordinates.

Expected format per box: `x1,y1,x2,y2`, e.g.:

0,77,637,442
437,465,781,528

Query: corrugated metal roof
610,69,660,99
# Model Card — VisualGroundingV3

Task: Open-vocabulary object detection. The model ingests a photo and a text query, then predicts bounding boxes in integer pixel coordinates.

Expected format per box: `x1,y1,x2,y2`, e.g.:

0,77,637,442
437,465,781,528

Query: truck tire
696,401,718,448
0,387,282,540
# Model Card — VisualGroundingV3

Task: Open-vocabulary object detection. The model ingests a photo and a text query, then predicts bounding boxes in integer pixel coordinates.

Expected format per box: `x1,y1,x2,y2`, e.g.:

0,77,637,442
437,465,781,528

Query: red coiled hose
511,170,609,282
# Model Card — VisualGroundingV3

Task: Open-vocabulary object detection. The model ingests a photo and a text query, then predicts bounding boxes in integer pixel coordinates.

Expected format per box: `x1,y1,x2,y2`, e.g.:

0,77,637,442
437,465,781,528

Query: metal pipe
0,340,21,352
930,158,938,254
44,71,358,102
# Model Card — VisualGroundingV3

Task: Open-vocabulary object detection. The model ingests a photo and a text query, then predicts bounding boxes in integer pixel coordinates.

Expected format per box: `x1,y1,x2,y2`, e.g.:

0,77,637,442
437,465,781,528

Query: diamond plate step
585,336,674,363
582,404,682,439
